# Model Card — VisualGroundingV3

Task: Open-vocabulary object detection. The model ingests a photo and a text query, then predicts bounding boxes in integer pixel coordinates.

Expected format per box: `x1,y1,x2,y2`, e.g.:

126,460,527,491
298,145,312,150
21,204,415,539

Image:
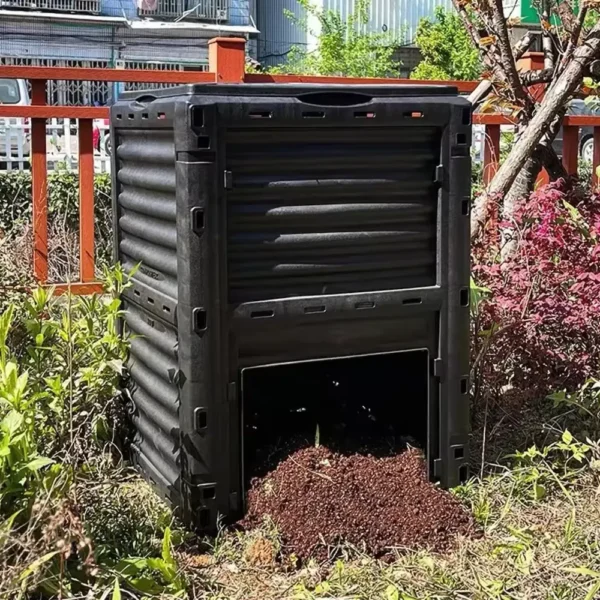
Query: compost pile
243,446,475,560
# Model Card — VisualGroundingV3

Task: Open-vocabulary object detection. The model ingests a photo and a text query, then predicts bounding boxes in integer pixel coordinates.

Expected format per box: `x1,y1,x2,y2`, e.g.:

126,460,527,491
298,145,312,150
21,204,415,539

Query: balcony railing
0,0,100,13
138,0,227,20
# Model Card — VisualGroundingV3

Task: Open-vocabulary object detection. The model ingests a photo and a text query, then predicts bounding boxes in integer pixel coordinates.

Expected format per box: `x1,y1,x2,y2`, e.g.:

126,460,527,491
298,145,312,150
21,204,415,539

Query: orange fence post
31,79,48,283
208,37,246,83
593,127,600,189
562,125,579,177
483,124,501,187
78,119,95,282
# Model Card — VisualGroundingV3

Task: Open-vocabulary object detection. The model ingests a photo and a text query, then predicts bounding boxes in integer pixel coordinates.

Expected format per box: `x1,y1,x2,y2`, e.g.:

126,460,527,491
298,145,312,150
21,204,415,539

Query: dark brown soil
243,446,475,560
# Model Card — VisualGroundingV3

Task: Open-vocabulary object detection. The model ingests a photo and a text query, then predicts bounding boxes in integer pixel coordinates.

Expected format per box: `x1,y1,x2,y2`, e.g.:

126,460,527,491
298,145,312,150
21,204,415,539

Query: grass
178,465,600,600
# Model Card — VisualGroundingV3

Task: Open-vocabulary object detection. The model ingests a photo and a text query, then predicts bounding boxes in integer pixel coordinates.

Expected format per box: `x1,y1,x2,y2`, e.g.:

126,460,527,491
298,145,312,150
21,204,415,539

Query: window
0,79,21,104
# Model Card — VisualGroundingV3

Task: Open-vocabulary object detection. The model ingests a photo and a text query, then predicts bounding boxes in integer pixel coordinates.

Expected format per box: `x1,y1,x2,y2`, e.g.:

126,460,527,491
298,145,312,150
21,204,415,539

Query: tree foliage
411,7,481,81
268,0,403,78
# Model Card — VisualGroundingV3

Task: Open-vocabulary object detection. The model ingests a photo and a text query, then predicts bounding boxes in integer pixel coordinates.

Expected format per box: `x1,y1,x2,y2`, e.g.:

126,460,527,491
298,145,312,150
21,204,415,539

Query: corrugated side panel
116,128,181,497
116,129,178,301
226,126,440,304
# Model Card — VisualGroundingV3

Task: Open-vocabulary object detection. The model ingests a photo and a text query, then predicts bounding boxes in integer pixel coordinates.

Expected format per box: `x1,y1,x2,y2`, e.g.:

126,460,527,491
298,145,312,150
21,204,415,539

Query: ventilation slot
304,305,326,314
355,301,375,310
462,107,472,125
460,378,468,394
192,106,204,128
194,308,207,332
203,487,216,500
462,200,470,215
298,91,372,106
402,297,422,306
459,465,469,483
405,111,424,118
157,112,166,119
454,446,465,459
354,111,376,119
163,305,171,314
249,111,272,119
251,309,274,319
142,113,149,120
195,408,208,430
197,136,210,149
128,114,134,120
460,288,469,307
303,111,325,119
192,207,204,234
147,297,154,305
456,133,467,145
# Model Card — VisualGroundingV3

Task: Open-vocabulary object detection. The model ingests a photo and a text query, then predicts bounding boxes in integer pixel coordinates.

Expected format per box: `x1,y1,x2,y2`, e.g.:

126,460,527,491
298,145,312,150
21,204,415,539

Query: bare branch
521,68,555,86
541,1,555,70
554,0,577,34
489,19,600,198
557,3,589,75
514,32,536,61
489,0,530,107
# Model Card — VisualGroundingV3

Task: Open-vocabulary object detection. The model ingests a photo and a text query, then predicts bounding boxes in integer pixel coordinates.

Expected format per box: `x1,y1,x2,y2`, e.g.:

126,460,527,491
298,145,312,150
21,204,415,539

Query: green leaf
385,585,400,600
147,558,177,583
115,557,147,578
112,578,121,600
25,456,54,472
161,526,176,567
18,551,60,582
128,576,164,595
585,581,600,600
534,483,546,501
562,430,573,445
1,411,23,436
565,566,600,578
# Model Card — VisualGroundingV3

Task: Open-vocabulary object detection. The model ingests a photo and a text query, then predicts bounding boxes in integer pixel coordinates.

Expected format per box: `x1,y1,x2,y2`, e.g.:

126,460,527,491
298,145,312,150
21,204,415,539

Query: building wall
257,0,454,67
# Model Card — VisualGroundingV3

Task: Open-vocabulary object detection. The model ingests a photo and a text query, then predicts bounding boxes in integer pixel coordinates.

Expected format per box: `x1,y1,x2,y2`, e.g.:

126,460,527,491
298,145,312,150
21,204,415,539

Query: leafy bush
268,0,403,78
473,182,600,406
0,268,181,597
412,7,481,81
0,170,113,276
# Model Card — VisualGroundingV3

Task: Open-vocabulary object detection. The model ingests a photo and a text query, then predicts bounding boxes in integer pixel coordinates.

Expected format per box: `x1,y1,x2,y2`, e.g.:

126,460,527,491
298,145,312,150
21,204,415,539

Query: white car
0,78,31,163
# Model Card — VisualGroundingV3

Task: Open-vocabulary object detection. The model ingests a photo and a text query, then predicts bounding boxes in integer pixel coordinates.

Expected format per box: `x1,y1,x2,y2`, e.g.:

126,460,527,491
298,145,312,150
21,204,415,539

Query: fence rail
0,118,110,172
0,37,599,294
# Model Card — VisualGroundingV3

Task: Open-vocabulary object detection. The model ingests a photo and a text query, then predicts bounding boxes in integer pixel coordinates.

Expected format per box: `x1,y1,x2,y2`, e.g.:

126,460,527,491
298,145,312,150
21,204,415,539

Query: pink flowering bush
473,181,600,402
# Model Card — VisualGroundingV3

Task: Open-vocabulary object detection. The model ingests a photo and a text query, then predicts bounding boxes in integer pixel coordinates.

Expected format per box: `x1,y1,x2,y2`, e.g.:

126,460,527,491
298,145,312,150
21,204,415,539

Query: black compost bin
111,83,472,531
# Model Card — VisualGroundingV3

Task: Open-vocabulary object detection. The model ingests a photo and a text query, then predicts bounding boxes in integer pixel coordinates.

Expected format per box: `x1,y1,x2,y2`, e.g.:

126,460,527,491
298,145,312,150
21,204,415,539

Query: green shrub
0,170,113,273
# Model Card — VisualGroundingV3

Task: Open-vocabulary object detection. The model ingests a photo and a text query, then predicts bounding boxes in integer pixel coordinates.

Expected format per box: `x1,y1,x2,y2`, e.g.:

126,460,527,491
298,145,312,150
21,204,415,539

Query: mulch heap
243,446,476,560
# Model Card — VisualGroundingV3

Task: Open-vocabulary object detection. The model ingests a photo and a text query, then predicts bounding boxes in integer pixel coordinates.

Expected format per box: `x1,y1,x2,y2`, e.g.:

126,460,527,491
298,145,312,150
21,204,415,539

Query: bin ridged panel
227,127,439,303
115,125,180,502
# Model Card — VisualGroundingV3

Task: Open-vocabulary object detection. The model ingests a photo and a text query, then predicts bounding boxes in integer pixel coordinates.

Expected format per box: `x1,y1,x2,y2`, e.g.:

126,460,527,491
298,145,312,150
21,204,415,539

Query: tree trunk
488,22,600,199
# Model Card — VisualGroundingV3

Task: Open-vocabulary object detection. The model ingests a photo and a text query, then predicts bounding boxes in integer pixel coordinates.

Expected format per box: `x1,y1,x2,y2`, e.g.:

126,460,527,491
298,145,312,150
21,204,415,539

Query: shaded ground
242,446,475,561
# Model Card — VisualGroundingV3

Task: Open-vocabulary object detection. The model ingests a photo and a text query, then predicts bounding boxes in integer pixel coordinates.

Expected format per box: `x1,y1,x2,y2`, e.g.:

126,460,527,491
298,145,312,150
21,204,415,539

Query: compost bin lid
120,83,460,100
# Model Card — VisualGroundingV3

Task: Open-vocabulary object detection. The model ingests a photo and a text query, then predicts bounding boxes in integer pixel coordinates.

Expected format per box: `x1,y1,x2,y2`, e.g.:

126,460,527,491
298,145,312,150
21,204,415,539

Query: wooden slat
473,114,514,125
0,65,216,84
31,80,48,284
78,119,95,283
245,73,479,93
53,282,104,296
0,106,109,119
564,115,600,127
562,125,579,176
483,124,501,186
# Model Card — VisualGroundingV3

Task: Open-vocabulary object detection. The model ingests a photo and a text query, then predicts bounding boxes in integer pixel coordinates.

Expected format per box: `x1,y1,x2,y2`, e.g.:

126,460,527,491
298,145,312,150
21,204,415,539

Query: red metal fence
1,37,599,294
